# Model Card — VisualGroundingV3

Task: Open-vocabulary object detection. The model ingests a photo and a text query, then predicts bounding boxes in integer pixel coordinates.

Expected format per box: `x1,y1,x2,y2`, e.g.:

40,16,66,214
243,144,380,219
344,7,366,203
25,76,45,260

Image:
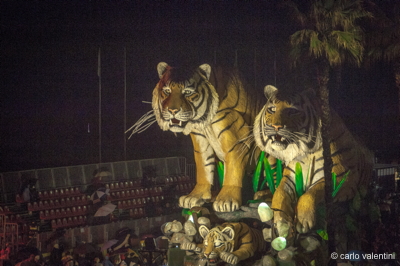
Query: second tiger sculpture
153,62,263,212
253,85,373,240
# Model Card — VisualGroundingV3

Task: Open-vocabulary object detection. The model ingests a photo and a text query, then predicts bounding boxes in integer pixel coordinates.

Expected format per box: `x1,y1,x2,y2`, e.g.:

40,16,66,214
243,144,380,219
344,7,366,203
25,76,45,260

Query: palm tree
283,0,371,255
365,1,400,157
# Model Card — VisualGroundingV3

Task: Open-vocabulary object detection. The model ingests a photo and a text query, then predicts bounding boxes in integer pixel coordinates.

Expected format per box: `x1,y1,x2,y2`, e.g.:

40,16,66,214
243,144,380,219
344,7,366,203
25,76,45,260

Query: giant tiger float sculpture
150,62,268,212
253,85,374,258
130,63,375,264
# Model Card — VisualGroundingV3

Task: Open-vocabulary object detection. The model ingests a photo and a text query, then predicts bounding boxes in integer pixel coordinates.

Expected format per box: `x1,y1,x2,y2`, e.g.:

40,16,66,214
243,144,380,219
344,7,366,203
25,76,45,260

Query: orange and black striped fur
253,85,373,237
198,222,265,265
153,62,264,212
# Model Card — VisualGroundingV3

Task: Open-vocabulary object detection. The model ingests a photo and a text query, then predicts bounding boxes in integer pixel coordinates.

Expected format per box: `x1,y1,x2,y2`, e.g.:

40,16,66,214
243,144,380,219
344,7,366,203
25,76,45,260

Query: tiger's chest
198,125,225,161
286,149,324,183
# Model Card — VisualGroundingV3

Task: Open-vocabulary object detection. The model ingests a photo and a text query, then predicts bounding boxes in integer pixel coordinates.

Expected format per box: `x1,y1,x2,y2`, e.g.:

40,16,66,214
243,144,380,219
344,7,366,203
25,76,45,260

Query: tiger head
198,224,235,261
254,85,322,164
152,62,219,135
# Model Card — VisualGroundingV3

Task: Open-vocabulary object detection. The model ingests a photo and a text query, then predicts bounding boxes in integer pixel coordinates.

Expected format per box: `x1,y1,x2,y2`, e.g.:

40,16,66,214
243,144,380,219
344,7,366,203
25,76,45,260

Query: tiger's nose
168,108,178,114
272,124,282,131
204,252,210,258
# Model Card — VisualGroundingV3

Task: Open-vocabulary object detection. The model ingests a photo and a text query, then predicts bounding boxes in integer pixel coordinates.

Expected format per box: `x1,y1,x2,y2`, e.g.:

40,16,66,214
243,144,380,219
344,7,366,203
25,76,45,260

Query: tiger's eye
267,106,276,114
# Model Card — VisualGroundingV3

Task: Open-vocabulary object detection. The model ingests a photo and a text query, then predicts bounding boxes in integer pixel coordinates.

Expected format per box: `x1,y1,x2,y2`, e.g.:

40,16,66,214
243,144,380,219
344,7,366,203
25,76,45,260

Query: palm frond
281,0,308,26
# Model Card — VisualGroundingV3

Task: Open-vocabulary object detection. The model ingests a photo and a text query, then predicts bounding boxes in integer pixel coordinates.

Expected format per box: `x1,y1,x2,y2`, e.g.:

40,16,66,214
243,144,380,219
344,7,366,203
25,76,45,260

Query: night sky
1,1,398,173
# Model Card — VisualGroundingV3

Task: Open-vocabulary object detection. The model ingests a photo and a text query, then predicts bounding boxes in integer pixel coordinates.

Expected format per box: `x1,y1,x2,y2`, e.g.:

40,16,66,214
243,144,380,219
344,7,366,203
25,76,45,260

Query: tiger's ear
198,225,210,239
198,64,211,80
157,62,169,79
221,227,235,241
264,85,278,99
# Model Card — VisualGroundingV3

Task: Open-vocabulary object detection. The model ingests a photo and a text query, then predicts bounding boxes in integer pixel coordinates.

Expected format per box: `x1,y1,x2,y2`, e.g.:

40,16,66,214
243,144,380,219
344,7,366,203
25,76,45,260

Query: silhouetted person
49,244,63,266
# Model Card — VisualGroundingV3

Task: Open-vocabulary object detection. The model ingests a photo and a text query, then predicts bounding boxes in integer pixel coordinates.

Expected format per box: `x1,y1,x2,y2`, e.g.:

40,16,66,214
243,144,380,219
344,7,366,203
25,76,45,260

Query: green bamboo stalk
276,159,282,188
295,162,304,198
217,161,224,188
263,157,275,194
304,162,310,190
253,151,265,192
332,172,337,192
332,170,350,198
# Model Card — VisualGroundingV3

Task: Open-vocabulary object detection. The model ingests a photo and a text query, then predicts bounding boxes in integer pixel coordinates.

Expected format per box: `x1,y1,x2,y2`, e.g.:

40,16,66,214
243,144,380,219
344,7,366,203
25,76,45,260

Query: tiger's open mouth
170,118,182,126
207,258,221,265
270,134,289,149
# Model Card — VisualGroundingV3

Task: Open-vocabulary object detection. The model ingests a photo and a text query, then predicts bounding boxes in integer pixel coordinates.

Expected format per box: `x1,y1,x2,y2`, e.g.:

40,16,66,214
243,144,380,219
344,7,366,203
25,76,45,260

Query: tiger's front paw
213,186,242,212
179,184,211,209
296,213,316,234
220,251,238,265
180,242,198,252
296,194,317,234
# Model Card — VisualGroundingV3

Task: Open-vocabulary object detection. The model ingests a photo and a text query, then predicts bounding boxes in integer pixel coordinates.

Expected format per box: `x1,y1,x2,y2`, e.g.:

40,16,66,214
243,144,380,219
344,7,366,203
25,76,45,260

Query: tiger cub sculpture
153,62,263,212
198,222,265,265
253,85,373,239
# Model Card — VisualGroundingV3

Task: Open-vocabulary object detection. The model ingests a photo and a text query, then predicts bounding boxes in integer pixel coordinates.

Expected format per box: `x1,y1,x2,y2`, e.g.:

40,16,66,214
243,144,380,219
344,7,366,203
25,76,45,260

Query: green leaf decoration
182,209,192,216
263,157,275,194
316,229,328,240
295,162,304,198
332,172,337,192
332,170,350,198
276,159,283,188
260,177,268,191
247,199,262,204
217,161,224,189
253,151,265,193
